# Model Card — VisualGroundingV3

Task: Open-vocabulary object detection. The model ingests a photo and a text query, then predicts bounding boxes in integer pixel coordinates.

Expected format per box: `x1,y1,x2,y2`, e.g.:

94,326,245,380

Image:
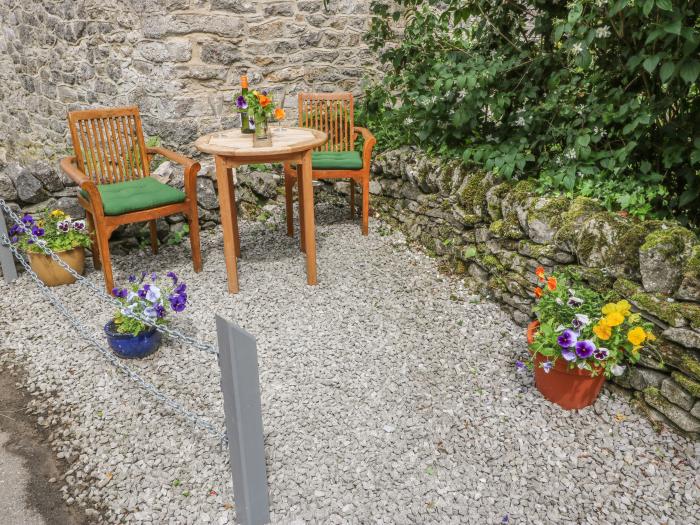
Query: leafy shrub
361,0,700,222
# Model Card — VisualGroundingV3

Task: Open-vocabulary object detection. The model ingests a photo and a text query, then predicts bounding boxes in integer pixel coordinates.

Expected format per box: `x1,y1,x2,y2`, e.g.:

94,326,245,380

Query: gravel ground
1,199,698,524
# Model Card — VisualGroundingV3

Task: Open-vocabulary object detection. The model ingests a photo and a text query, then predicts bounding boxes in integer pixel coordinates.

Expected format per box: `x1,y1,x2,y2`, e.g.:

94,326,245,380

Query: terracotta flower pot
526,320,606,410
27,247,85,287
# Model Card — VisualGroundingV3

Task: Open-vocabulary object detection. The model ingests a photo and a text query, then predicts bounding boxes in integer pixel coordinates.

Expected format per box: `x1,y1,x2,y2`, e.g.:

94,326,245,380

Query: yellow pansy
51,209,66,218
646,331,656,342
627,313,641,323
616,300,632,317
628,326,646,346
593,320,612,341
601,303,617,315
605,312,625,327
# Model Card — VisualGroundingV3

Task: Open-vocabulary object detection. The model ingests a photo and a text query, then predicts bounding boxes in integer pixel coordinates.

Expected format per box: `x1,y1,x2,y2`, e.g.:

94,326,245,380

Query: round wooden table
195,127,328,293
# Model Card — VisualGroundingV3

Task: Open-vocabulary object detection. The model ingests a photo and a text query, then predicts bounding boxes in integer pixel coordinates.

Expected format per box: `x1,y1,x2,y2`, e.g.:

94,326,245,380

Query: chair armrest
147,147,201,196
353,127,377,170
60,157,105,216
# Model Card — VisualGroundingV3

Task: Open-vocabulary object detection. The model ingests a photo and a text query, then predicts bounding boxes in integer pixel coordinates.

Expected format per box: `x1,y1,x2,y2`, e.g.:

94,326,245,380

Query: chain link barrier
0,198,218,355
1,233,227,443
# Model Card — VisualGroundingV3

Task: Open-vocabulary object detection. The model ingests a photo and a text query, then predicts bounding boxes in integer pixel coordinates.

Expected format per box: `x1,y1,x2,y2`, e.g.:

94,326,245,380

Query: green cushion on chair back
80,177,186,216
312,151,363,170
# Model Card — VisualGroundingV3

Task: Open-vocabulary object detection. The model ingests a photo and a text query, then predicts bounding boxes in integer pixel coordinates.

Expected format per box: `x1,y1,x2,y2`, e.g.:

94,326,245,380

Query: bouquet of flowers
111,271,188,336
9,209,90,253
527,267,655,378
235,89,284,125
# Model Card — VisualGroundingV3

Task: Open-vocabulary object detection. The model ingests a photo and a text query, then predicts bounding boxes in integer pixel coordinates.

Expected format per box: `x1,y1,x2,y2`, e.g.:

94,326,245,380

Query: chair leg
85,211,101,270
297,166,306,253
228,168,241,258
350,179,356,219
187,204,202,273
149,220,158,255
362,176,369,236
95,223,114,293
284,170,295,237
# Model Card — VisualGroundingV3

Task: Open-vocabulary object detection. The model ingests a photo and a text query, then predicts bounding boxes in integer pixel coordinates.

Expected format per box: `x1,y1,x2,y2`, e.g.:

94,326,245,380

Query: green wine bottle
240,75,253,134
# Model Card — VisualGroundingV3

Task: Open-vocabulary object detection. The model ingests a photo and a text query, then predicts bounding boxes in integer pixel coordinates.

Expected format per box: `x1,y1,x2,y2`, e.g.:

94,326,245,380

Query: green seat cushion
312,151,363,170
80,177,186,216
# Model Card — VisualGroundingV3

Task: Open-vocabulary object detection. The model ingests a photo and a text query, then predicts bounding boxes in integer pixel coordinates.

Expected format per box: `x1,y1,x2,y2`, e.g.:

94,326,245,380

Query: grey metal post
0,208,17,284
215,315,270,525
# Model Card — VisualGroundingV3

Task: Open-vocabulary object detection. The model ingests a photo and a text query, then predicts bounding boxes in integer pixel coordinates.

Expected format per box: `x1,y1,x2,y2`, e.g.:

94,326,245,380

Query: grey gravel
1,199,698,524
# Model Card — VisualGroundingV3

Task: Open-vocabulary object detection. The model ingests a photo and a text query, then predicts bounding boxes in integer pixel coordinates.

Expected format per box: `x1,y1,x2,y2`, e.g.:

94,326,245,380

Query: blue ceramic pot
104,321,162,359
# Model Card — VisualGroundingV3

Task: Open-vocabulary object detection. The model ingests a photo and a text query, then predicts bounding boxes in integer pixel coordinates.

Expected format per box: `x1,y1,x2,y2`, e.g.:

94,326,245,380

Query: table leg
227,168,241,257
297,164,306,253
300,150,317,285
215,156,239,293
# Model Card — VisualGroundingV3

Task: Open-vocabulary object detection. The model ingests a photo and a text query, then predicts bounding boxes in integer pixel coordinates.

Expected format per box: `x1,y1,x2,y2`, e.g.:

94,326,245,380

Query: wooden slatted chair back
298,92,354,152
67,106,150,185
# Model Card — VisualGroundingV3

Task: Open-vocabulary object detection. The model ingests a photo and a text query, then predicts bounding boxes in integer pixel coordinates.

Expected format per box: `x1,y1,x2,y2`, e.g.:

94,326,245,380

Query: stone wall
0,0,374,165
369,147,700,439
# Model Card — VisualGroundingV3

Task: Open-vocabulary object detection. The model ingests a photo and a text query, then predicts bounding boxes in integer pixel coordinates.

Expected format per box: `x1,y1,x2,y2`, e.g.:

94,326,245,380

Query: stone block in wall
614,366,666,391
663,328,700,349
136,40,192,63
0,170,17,200
56,196,83,219
9,165,48,204
639,226,696,295
517,240,575,264
263,2,296,16
238,171,280,200
526,196,568,244
196,177,218,210
676,245,700,302
660,377,695,411
552,196,603,252
671,371,700,398
145,15,244,39
643,387,700,434
200,41,241,65
485,181,510,221
210,0,257,13
30,160,63,193
655,340,700,382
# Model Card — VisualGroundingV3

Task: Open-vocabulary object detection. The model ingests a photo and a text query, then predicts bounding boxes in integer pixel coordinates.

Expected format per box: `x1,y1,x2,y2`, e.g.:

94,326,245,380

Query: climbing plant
359,0,700,222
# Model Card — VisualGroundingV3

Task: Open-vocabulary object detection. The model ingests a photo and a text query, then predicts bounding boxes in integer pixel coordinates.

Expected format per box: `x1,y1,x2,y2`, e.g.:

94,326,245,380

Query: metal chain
0,198,218,355
2,238,227,444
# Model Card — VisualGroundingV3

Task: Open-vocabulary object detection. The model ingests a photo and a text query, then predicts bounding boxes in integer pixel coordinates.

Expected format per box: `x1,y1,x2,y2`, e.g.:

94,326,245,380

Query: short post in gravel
0,208,18,284
215,315,270,525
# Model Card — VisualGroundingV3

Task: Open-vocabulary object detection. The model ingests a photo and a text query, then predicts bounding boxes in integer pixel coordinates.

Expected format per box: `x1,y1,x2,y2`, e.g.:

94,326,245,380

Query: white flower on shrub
404,117,414,125
457,89,466,100
515,116,526,127
571,42,583,55
596,26,611,38
564,148,577,160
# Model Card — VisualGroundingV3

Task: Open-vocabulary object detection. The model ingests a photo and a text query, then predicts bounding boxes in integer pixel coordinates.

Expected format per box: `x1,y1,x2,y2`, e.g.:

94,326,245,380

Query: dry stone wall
369,147,700,439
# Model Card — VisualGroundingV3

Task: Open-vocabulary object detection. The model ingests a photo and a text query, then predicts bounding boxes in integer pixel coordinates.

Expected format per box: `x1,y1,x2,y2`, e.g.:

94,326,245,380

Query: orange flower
534,287,543,299
274,107,286,120
535,266,545,282
257,94,272,107
546,276,557,291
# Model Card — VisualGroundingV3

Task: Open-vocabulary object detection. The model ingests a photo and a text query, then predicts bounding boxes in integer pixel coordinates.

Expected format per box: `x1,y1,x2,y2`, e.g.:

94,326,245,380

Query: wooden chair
60,106,202,292
283,92,376,237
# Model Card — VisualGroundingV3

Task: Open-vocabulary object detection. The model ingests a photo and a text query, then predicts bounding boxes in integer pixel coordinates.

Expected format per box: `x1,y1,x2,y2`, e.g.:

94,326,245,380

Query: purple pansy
31,224,45,237
10,235,18,243
21,213,34,225
236,95,248,110
166,271,178,285
593,347,609,360
515,360,525,371
111,287,128,299
567,296,583,307
557,329,578,348
169,292,187,312
541,361,554,374
57,220,71,233
575,340,596,359
138,284,150,299
128,274,137,283
174,282,186,295
72,220,86,231
8,224,21,236
154,303,166,318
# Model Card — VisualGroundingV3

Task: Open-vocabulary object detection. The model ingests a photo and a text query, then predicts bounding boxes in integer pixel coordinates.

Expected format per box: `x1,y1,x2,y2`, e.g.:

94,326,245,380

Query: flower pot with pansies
9,209,90,287
522,267,656,410
106,271,188,359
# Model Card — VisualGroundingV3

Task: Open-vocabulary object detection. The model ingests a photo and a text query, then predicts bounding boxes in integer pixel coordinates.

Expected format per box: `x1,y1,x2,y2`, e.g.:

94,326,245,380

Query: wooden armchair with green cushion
60,106,202,292
283,92,376,236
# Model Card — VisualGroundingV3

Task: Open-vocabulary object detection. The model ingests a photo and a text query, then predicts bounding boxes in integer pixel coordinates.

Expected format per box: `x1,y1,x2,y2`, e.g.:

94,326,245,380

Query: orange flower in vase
274,107,286,120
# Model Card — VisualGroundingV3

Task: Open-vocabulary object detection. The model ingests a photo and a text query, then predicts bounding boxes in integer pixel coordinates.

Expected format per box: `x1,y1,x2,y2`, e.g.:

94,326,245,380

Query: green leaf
679,190,697,208
642,54,661,72
576,135,590,147
680,60,700,83
655,0,672,11
568,4,582,24
663,19,682,35
642,0,654,16
659,61,675,82
609,0,628,16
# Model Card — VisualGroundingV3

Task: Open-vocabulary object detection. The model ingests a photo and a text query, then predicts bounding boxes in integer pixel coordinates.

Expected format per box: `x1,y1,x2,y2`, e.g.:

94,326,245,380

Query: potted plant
105,271,188,359
235,88,283,147
525,267,655,409
9,209,90,286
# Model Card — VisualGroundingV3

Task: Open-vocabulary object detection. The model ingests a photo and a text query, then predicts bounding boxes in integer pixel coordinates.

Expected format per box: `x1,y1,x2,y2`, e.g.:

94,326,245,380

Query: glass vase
252,116,272,147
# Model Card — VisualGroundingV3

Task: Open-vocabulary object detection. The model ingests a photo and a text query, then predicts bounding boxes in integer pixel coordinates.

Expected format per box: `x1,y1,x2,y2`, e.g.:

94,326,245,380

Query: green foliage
363,0,700,223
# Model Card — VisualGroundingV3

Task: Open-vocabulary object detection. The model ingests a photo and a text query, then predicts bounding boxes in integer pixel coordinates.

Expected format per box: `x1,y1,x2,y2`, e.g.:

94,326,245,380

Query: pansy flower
574,340,596,359
557,329,577,348
571,314,589,330
21,213,34,225
31,224,45,237
593,347,609,360
562,348,576,361
236,95,248,110
72,220,86,231
540,361,554,373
